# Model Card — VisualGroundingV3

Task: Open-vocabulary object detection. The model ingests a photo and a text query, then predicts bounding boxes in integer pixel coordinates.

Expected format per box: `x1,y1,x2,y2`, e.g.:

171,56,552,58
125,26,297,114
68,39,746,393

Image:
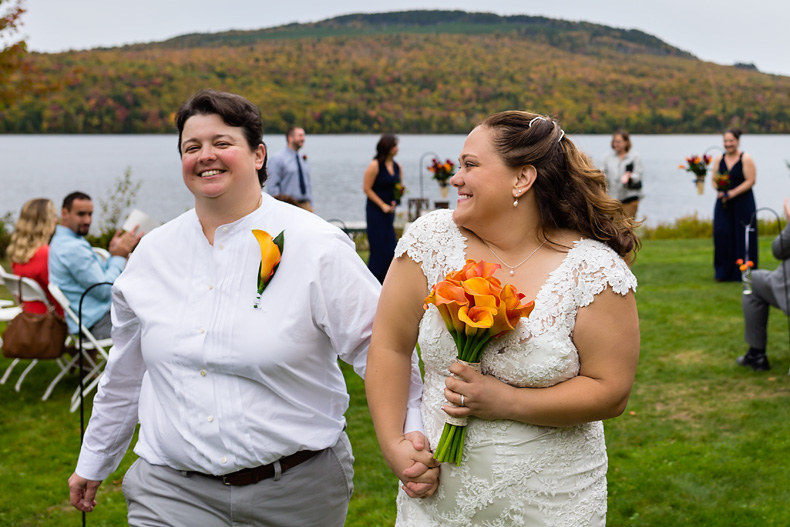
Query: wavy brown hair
7,198,57,264
479,111,640,257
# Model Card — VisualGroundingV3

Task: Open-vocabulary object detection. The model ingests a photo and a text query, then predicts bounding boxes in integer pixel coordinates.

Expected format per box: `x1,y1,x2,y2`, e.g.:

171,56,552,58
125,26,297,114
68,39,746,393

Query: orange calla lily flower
425,259,537,466
251,229,284,308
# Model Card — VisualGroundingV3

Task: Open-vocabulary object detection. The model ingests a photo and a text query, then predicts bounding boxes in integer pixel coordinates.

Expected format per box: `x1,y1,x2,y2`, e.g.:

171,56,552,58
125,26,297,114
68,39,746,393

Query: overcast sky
16,0,790,77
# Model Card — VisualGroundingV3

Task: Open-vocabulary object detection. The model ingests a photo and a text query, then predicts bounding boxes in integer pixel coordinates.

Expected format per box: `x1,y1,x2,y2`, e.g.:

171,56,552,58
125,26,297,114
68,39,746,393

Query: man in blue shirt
49,191,141,338
266,126,314,211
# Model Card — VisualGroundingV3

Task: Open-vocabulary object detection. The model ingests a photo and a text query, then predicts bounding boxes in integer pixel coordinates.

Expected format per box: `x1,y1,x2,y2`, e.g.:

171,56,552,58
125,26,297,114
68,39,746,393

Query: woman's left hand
620,172,632,185
442,362,513,421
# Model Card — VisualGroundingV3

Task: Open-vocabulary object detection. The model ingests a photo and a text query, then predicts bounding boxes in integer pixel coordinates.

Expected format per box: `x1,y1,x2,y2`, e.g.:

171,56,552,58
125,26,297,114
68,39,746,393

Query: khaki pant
123,433,354,527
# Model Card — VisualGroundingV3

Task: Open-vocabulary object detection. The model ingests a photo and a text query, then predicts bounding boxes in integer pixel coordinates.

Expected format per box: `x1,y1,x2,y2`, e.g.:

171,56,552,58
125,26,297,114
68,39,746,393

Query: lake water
1,134,789,229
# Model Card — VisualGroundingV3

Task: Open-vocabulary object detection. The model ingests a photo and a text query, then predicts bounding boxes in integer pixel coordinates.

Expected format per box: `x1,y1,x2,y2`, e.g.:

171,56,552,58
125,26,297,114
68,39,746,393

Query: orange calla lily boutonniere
252,229,284,308
424,259,535,465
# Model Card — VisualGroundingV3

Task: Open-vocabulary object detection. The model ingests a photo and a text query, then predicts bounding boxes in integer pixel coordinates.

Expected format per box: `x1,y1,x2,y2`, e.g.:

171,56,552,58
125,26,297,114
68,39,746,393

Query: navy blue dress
366,160,400,283
713,153,757,281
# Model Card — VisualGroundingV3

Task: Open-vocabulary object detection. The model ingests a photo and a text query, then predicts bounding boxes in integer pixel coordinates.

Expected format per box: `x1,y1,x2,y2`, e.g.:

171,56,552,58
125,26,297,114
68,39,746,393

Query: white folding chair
47,283,113,412
0,267,86,399
92,247,110,261
0,293,23,354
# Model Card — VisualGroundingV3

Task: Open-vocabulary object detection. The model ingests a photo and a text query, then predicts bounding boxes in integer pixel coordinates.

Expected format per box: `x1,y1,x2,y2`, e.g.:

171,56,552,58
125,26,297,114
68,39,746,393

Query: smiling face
180,113,265,204
451,126,520,230
723,132,739,154
288,127,306,151
612,134,627,155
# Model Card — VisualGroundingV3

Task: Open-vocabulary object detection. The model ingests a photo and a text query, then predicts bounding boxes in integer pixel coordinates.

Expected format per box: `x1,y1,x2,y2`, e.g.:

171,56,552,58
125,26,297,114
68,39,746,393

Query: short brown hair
175,89,267,186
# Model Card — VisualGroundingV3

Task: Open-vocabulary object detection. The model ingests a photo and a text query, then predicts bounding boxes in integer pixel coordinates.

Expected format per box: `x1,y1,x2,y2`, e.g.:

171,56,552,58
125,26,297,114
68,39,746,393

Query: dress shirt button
207,416,214,422
199,328,206,334
208,284,213,290
221,456,227,464
222,227,228,232
200,370,206,377
219,244,224,250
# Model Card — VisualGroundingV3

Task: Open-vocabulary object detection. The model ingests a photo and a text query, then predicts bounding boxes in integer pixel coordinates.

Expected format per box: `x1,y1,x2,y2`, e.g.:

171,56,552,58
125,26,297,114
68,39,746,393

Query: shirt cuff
75,447,123,482
403,407,425,436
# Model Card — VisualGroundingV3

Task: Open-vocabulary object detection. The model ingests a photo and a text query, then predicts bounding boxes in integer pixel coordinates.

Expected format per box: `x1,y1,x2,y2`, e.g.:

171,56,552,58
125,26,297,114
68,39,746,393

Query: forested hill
2,10,789,134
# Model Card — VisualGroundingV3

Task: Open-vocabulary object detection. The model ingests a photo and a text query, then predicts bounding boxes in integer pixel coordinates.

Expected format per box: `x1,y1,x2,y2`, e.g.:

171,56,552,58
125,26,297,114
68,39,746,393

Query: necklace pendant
509,269,515,276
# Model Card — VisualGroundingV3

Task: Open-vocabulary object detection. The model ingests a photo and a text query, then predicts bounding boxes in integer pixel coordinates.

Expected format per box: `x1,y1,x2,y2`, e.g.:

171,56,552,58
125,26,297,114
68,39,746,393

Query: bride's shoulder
567,238,637,295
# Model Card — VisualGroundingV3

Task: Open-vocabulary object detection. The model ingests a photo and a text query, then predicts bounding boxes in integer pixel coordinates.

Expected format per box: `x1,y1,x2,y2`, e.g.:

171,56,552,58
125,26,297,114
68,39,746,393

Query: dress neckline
452,217,583,309
722,151,743,173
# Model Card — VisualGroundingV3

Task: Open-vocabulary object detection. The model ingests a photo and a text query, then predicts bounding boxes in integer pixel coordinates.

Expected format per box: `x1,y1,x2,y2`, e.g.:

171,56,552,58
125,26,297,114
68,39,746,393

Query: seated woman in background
363,133,403,283
7,198,63,315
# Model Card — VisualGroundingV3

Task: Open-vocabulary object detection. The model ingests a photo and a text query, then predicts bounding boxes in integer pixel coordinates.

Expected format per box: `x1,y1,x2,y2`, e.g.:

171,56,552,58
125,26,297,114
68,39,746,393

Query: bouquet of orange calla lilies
424,259,535,465
252,229,284,308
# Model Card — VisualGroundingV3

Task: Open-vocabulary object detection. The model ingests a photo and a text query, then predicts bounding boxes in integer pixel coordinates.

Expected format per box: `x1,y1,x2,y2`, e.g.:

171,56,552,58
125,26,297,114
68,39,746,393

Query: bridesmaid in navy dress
363,134,402,283
712,128,757,281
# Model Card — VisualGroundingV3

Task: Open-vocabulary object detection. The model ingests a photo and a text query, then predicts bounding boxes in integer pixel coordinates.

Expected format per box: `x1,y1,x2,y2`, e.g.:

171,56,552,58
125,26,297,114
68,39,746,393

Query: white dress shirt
76,193,423,480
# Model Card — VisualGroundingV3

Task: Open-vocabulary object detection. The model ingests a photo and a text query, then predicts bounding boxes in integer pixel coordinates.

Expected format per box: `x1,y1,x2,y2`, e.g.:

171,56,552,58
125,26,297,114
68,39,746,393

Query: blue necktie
295,152,306,196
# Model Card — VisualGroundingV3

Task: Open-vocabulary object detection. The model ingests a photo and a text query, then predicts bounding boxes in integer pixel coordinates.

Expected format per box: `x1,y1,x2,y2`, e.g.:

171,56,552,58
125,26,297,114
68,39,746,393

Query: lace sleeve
570,240,637,308
394,210,466,287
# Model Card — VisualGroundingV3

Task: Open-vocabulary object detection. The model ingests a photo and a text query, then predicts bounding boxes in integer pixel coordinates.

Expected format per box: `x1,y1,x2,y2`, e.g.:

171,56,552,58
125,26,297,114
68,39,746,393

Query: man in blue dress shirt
266,126,314,212
49,191,141,338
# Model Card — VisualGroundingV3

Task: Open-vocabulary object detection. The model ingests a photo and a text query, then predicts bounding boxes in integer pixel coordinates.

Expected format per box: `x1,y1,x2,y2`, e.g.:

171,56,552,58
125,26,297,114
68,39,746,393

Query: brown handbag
1,281,68,360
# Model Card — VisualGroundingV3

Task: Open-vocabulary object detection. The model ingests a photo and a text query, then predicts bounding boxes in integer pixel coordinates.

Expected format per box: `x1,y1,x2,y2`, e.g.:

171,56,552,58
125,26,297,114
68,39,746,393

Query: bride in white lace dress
366,111,640,526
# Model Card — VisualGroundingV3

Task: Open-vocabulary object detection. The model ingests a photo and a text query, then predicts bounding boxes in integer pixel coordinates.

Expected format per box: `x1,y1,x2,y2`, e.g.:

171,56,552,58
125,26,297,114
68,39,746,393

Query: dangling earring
513,189,522,207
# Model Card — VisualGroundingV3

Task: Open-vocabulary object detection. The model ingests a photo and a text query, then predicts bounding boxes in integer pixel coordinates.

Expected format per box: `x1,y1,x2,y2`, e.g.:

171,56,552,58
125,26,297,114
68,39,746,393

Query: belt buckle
221,474,232,486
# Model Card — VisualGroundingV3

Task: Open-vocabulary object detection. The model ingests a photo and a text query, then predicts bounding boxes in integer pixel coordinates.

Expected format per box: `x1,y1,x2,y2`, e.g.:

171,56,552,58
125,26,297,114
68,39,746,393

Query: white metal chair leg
41,355,82,401
15,359,39,392
70,371,104,413
0,358,20,384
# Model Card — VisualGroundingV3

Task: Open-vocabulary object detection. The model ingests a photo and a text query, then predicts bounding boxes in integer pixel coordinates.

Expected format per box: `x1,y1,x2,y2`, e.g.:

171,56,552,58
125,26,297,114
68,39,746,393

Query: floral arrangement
251,229,284,308
679,154,712,177
428,158,455,185
713,169,731,191
679,154,712,194
424,259,535,465
393,182,406,203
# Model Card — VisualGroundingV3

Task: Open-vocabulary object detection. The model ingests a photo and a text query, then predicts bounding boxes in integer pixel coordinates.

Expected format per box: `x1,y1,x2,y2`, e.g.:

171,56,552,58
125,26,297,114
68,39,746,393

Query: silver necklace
483,239,548,276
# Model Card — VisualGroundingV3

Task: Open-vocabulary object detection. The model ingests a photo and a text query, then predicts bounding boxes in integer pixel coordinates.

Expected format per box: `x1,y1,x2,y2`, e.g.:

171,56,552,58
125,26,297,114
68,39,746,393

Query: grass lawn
1,236,789,526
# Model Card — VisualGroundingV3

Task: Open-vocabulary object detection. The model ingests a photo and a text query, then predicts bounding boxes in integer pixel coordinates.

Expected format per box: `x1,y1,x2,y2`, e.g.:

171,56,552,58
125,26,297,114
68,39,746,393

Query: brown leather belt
195,449,322,486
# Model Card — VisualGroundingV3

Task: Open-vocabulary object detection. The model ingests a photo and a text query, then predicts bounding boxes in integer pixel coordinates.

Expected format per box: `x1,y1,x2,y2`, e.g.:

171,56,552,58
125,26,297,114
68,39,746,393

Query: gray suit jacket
753,223,790,312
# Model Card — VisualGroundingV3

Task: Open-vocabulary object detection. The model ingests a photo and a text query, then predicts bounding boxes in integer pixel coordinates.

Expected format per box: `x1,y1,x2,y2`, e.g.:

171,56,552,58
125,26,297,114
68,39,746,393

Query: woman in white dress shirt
67,90,434,526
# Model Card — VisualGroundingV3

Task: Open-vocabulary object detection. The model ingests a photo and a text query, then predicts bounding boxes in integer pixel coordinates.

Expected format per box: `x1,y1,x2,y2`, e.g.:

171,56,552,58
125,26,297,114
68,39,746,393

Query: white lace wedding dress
393,210,637,527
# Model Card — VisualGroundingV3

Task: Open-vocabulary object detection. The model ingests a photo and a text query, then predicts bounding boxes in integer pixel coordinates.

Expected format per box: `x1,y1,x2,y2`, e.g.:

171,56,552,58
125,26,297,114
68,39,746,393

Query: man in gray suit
739,199,790,371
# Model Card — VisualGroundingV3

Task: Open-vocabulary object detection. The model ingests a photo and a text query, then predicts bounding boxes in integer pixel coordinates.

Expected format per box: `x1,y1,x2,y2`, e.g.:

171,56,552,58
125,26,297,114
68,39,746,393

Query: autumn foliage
1,11,789,134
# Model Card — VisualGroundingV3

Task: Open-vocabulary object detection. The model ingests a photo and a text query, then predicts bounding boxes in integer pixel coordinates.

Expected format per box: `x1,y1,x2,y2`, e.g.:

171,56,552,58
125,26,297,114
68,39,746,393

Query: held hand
717,191,729,203
384,434,439,498
401,431,440,497
68,472,102,512
108,225,143,257
620,172,631,185
442,362,513,421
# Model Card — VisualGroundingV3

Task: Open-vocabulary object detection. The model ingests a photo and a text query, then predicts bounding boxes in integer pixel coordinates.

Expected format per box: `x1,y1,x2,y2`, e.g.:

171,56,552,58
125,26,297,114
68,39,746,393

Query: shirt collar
55,224,82,239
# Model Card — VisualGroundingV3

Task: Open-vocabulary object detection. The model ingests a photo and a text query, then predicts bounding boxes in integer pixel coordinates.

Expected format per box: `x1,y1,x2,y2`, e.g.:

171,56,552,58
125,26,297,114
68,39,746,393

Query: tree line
1,19,788,135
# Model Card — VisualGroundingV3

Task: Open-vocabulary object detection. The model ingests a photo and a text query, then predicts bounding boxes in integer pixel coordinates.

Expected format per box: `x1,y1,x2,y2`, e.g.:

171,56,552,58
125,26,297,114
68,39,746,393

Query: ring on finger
460,394,465,407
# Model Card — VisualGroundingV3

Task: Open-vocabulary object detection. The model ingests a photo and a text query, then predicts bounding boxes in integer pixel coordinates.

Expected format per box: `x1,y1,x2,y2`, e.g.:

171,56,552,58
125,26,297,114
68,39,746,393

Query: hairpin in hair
528,116,547,127
529,115,565,143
